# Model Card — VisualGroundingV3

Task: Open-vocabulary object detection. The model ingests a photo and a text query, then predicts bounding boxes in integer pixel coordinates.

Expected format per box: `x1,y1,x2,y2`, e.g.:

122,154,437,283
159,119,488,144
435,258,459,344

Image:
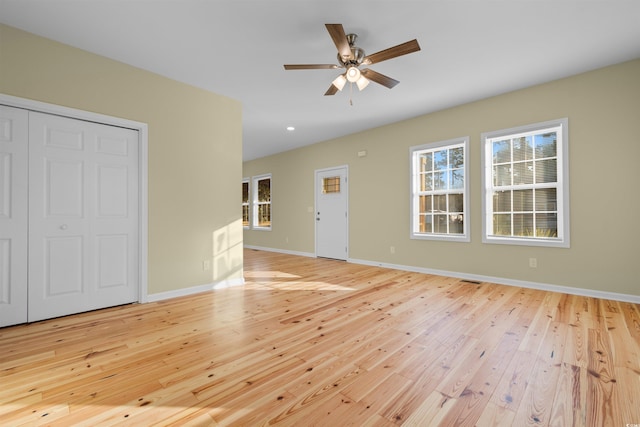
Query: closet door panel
0,105,28,327
28,112,139,322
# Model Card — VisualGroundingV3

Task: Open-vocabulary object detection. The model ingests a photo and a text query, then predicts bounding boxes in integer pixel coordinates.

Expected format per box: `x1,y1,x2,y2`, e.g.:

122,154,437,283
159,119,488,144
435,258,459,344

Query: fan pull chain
349,82,354,106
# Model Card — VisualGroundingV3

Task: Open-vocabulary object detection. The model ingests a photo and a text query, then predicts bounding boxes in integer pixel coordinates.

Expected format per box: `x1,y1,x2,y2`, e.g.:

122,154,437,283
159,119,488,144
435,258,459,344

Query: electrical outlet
529,258,537,268
203,260,211,271
390,246,396,254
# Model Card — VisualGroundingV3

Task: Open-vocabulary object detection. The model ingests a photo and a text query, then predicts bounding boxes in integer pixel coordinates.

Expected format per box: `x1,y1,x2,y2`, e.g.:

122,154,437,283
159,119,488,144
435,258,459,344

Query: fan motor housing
337,34,365,66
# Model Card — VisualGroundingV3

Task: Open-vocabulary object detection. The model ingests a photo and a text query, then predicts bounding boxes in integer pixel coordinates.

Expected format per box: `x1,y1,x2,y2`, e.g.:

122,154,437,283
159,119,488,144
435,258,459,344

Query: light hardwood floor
1,249,639,426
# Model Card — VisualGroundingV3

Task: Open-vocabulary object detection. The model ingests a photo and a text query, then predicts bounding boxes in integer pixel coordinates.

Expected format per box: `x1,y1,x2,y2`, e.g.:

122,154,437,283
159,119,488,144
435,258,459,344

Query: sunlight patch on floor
243,270,355,291
243,270,301,279
267,281,355,291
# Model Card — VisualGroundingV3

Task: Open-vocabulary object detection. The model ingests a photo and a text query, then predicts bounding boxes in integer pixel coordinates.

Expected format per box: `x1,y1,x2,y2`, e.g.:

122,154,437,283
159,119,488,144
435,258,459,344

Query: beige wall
1,24,243,295
244,59,640,297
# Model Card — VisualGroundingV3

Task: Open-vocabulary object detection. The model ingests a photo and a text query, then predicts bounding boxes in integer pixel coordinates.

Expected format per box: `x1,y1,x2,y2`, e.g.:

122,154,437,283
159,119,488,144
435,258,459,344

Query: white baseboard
244,245,315,258
146,277,245,303
348,258,640,304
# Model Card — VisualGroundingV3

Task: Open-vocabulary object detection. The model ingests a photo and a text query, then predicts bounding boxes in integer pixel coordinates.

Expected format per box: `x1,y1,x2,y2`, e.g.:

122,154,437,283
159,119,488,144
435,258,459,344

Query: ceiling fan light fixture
332,74,347,91
356,76,370,91
346,66,361,83
284,24,421,97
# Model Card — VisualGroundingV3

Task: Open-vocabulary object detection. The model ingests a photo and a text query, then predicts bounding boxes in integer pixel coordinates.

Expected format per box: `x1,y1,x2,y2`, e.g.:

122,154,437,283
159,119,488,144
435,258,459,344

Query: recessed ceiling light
286,126,295,131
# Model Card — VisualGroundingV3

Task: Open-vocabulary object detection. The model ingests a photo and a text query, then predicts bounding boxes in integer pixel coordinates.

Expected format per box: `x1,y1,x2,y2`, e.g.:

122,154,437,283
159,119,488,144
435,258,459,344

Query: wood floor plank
436,326,522,426
476,402,518,426
512,321,568,426
562,294,590,369
359,372,414,422
489,349,538,413
400,389,457,426
585,327,621,426
548,362,584,427
0,248,638,426
247,359,363,426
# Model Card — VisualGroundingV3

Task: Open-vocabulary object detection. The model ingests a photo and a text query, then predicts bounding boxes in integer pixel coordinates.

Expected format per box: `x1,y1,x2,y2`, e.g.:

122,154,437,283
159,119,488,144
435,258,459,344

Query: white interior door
315,166,348,260
28,112,139,322
0,106,29,327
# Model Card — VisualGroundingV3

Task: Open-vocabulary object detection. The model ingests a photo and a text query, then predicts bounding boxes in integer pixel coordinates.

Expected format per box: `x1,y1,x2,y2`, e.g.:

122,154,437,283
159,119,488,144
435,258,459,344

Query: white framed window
410,137,469,241
252,174,271,230
242,178,250,228
481,118,569,247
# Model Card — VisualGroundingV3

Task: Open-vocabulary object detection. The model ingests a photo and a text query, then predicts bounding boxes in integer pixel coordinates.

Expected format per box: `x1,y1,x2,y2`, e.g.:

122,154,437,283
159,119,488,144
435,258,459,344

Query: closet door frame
0,94,149,304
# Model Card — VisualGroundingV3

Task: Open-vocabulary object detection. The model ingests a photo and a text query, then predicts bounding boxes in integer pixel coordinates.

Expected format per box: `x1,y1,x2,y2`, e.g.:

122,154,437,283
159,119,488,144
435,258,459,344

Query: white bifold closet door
0,106,29,326
0,105,140,326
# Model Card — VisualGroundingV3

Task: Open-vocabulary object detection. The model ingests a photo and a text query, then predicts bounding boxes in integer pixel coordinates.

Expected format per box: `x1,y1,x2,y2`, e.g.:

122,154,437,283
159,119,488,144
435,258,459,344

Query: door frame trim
314,164,349,260
0,94,149,303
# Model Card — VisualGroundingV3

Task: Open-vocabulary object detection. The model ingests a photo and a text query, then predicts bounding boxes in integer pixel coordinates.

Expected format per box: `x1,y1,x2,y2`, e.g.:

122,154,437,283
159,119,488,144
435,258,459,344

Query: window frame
481,118,570,248
252,173,272,231
410,136,470,242
242,178,250,229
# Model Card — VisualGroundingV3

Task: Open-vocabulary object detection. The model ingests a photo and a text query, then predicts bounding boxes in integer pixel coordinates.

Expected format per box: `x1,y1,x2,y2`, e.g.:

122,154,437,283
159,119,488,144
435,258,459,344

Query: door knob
60,224,68,230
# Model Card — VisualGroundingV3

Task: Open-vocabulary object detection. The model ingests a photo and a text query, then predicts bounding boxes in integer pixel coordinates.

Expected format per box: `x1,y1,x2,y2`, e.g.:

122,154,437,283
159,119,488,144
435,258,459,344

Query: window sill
411,233,470,243
483,235,569,248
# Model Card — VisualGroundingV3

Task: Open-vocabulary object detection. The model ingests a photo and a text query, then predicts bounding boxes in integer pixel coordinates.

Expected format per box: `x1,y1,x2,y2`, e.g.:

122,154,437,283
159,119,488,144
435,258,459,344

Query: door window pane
322,176,340,194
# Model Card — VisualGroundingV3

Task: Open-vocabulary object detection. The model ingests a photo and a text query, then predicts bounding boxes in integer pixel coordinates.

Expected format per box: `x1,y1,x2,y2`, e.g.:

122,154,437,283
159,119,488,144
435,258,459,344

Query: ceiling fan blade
363,39,421,65
324,83,339,96
325,24,354,61
284,64,339,70
361,69,400,89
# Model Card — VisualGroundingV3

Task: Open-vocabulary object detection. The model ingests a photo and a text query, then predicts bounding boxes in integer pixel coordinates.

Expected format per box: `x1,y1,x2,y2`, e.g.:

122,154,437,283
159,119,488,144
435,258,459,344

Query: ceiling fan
284,24,421,96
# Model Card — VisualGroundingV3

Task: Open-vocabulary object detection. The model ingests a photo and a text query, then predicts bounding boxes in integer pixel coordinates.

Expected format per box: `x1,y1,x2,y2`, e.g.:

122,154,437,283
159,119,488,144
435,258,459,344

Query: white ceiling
1,1,639,161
